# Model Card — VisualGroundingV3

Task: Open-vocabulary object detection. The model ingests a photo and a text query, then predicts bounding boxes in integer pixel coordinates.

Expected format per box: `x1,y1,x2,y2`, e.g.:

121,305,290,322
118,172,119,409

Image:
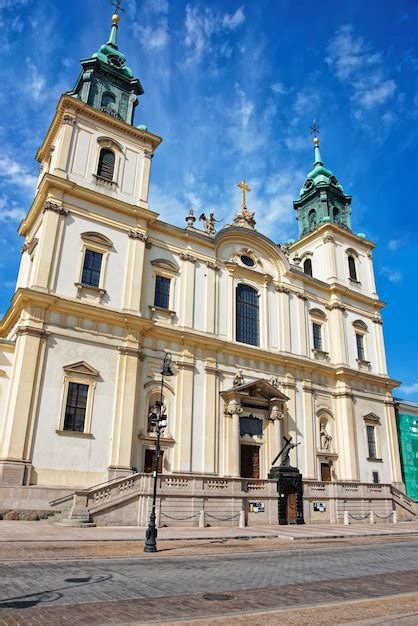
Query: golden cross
111,0,125,13
237,180,251,208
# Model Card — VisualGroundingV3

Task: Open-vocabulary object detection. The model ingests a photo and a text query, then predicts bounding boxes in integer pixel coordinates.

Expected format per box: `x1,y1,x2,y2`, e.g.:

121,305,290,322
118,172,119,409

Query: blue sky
0,0,417,401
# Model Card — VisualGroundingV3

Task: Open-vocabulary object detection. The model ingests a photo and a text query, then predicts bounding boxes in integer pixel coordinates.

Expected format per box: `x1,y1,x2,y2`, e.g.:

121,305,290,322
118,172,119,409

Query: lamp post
144,352,174,553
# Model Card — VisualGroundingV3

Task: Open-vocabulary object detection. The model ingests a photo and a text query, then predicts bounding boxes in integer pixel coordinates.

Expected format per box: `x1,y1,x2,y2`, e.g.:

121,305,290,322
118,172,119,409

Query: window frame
363,414,382,461
309,308,328,356
154,275,171,310
235,283,260,347
346,249,360,283
75,232,113,299
96,147,116,182
303,257,313,277
353,320,370,367
57,362,99,436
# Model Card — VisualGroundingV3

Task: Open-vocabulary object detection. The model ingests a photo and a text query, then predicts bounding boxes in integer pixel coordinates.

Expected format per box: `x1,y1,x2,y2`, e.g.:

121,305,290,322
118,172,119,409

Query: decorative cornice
275,284,290,294
206,260,220,271
175,361,195,371
62,114,76,126
372,315,383,325
326,302,346,312
180,252,197,263
43,201,68,216
16,326,49,339
296,293,308,301
225,400,243,416
128,230,148,242
118,346,143,359
323,234,335,244
143,149,153,159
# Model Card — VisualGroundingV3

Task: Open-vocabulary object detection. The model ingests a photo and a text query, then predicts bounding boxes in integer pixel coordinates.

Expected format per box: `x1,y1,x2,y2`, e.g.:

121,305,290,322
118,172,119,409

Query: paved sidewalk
0,519,417,542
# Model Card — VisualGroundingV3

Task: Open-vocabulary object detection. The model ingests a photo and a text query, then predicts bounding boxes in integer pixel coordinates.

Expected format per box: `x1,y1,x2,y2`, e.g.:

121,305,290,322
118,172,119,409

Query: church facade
0,14,405,524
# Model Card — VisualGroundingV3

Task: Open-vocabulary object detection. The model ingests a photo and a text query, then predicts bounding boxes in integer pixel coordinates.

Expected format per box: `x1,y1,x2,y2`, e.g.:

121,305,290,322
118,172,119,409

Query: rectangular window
313,323,322,351
63,382,89,432
81,249,103,288
356,333,365,361
154,276,171,309
236,284,259,346
367,425,377,459
372,471,380,484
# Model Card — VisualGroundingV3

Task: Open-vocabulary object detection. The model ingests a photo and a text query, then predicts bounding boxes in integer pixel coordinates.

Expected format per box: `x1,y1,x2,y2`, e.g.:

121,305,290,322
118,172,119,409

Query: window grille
81,249,103,288
236,284,259,346
356,333,365,360
64,382,89,432
313,322,322,351
154,276,170,309
97,148,115,181
348,255,357,281
367,425,377,459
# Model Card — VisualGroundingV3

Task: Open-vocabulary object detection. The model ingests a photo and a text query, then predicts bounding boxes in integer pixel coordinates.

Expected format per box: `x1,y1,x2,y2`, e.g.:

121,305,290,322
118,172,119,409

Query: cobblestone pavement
0,539,417,624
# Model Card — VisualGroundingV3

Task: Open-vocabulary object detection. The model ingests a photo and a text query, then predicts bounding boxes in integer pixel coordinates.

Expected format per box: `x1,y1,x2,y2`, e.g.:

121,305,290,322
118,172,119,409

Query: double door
240,445,260,479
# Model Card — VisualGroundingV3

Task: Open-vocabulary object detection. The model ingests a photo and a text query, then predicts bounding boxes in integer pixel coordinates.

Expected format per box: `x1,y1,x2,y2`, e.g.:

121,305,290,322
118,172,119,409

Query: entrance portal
320,462,331,482
240,445,260,478
285,486,297,524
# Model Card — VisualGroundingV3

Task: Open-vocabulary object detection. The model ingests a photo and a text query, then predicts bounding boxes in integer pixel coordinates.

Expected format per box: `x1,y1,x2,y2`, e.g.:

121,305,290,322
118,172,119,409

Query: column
225,263,236,342
32,200,68,292
366,250,378,297
109,345,143,478
173,359,195,473
225,399,242,477
383,396,403,485
53,112,76,178
302,380,316,479
372,316,388,375
328,302,348,366
122,230,148,313
179,253,196,329
297,294,308,357
0,326,48,485
139,149,152,204
205,261,219,335
282,373,297,467
323,233,337,281
261,274,272,349
334,380,359,481
276,285,291,352
203,359,221,473
269,401,284,469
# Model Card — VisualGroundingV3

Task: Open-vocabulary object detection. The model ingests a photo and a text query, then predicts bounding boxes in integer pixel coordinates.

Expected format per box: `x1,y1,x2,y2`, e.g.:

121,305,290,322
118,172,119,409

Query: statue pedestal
269,465,304,525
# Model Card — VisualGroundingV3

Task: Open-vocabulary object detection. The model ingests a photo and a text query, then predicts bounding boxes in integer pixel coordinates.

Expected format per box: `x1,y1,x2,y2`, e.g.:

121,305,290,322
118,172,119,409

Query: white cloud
184,4,245,63
326,25,396,112
388,239,402,251
379,266,402,283
284,135,308,151
144,0,169,13
0,196,25,223
25,58,46,102
293,89,320,118
0,155,37,190
271,82,287,95
134,23,169,51
398,382,418,395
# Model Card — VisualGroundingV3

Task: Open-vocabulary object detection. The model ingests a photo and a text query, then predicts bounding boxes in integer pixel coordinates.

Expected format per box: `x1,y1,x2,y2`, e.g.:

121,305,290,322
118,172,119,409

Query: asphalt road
1,540,418,609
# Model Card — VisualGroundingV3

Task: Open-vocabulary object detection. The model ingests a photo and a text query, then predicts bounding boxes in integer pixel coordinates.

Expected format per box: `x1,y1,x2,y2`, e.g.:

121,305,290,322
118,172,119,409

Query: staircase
391,486,417,520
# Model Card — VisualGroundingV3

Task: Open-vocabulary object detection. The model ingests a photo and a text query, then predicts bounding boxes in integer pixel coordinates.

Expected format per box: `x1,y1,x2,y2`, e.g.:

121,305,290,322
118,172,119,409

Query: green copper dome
67,13,144,125
293,135,352,239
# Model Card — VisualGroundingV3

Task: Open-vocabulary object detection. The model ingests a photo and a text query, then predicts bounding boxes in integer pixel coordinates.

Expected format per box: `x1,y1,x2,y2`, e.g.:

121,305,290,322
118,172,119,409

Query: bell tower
293,126,352,239
67,12,144,125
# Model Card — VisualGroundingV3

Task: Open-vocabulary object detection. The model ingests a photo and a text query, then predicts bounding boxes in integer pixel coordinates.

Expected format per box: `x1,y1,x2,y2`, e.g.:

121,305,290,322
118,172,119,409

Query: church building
0,12,406,525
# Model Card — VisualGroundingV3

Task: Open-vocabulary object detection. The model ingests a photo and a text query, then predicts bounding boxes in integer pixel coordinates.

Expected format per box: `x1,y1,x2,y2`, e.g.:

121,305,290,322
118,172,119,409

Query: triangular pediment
63,361,100,377
363,412,381,424
222,379,289,402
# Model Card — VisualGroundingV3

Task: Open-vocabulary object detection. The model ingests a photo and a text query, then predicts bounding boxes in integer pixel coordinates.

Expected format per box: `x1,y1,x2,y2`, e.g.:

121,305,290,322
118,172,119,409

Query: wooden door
240,445,260,478
144,449,163,473
286,487,297,524
321,463,331,482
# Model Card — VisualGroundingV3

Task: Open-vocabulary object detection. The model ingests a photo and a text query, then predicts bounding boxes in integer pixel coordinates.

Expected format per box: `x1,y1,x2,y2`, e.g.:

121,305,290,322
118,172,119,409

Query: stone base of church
0,460,32,486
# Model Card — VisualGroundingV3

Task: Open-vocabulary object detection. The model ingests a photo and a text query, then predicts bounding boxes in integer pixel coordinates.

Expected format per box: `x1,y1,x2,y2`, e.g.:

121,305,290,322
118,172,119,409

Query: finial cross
237,180,251,208
110,0,125,13
310,118,320,138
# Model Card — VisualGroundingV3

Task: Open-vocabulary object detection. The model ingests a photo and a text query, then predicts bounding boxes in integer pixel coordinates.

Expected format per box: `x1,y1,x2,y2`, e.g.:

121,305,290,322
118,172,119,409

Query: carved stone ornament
143,149,153,159
128,230,148,242
275,284,290,294
269,405,284,420
326,301,346,312
233,370,245,387
62,114,76,126
225,400,244,416
320,425,332,451
296,292,308,301
232,206,256,230
206,260,220,271
43,201,69,216
180,252,197,263
372,315,383,325
185,209,196,229
323,234,335,244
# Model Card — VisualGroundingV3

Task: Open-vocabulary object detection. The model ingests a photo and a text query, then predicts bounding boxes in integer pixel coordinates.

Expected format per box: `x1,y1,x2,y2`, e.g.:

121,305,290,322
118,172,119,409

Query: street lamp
144,351,174,553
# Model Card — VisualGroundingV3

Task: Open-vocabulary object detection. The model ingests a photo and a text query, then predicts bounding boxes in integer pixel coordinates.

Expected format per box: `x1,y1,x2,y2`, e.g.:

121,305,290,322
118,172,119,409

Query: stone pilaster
224,398,243,477
302,380,316,479
179,253,197,328
296,293,308,357
282,373,297,467
54,111,76,178
276,285,291,352
203,360,221,473
122,230,148,313
327,301,348,366
323,233,337,281
383,396,403,485
372,315,387,375
173,358,195,473
139,149,152,204
32,200,68,292
334,381,359,481
205,261,220,334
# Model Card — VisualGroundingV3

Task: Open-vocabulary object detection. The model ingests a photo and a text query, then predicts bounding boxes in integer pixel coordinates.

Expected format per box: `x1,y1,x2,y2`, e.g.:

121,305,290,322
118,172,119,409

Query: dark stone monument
269,436,304,525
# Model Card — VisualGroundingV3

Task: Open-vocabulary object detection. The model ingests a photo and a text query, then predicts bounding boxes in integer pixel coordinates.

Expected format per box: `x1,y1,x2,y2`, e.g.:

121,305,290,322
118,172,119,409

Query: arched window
308,209,317,231
101,92,116,109
97,148,115,181
332,207,340,223
236,284,259,346
303,258,313,277
348,255,357,281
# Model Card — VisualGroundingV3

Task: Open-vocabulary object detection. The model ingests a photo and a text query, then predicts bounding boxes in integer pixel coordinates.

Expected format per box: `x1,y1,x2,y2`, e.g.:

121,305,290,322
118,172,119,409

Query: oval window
240,255,254,267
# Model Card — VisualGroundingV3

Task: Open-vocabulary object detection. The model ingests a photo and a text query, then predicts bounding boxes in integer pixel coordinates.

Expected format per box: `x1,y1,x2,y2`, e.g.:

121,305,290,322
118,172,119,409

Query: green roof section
293,134,352,239
67,12,144,126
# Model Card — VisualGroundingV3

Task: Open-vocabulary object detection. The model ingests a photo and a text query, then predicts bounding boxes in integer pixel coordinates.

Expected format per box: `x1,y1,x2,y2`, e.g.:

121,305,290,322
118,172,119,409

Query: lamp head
161,352,174,377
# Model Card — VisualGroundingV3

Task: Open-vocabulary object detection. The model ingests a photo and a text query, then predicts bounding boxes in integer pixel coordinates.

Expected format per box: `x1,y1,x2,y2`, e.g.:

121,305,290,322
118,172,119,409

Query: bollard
239,509,246,528
393,510,398,524
199,510,205,528
344,510,349,525
369,511,375,524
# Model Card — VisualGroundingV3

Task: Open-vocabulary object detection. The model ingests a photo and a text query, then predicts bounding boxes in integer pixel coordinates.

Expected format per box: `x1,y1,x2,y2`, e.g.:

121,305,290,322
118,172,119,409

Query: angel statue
199,212,223,235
